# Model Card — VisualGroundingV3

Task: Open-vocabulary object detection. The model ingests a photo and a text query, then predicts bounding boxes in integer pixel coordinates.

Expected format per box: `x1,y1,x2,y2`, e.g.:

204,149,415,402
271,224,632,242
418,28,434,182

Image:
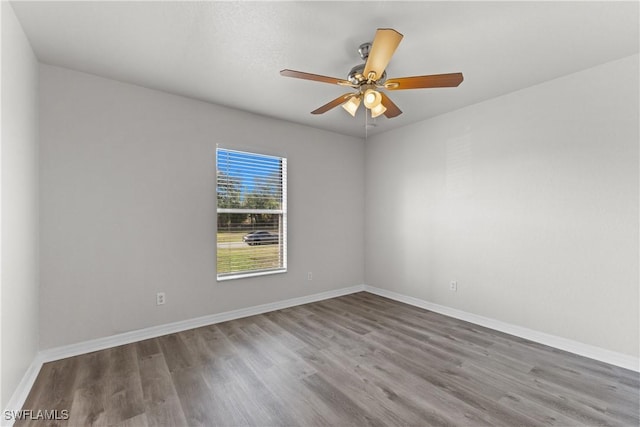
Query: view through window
216,148,287,279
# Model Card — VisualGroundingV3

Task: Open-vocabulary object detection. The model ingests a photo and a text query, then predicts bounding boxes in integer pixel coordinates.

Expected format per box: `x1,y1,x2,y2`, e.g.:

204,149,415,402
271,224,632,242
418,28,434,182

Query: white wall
39,64,364,349
1,2,40,410
365,55,639,357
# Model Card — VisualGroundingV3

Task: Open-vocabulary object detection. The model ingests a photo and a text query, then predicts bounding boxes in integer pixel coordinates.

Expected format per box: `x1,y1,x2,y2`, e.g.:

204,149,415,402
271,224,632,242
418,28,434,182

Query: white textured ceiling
10,1,639,138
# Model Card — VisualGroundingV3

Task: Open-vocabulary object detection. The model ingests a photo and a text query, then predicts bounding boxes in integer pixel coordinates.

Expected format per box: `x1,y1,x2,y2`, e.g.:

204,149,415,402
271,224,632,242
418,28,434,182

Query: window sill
217,268,287,282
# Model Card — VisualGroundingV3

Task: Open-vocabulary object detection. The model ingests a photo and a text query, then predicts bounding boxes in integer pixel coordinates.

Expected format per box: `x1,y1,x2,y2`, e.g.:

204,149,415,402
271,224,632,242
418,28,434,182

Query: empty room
1,1,638,426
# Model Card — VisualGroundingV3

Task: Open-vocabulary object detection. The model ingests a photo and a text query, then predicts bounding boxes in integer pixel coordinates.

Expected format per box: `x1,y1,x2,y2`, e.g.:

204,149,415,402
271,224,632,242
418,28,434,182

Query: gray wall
39,64,364,349
365,55,639,357
1,2,40,409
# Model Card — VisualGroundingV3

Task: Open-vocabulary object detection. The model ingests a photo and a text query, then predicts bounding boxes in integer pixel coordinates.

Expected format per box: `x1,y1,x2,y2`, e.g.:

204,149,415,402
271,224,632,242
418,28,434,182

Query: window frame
216,147,287,281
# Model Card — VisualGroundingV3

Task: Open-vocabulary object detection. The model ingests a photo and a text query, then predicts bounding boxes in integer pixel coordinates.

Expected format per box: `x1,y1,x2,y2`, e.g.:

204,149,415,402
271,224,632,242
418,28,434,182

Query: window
216,148,287,280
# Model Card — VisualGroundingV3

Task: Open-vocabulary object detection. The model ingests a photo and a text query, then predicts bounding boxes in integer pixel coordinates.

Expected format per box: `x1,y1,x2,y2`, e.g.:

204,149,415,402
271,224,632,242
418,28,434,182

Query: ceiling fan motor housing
348,64,387,86
348,42,386,86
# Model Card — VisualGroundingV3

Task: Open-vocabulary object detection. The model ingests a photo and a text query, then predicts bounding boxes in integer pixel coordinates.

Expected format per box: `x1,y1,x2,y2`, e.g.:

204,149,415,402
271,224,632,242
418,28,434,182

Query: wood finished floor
18,292,639,426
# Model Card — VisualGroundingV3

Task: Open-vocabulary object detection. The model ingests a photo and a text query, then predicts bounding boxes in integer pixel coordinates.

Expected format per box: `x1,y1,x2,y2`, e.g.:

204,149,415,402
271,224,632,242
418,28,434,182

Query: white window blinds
216,148,287,279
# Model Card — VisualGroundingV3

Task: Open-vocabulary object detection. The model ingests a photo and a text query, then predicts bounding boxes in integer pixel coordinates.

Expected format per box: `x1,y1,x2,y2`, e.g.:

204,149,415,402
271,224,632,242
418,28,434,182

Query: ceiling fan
280,28,463,119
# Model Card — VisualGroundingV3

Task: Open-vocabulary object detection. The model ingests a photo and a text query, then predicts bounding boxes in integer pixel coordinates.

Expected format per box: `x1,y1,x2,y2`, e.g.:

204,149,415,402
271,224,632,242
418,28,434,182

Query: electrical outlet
156,292,166,305
450,281,458,292
307,272,313,281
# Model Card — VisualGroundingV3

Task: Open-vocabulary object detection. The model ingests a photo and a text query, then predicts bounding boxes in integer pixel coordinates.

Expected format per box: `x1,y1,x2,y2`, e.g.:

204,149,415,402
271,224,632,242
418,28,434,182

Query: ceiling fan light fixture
370,103,387,118
341,95,361,117
363,89,382,109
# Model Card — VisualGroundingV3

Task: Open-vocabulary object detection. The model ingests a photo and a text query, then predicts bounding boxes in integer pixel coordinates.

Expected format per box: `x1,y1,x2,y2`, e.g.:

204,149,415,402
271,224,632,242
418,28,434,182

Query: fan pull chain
365,108,368,140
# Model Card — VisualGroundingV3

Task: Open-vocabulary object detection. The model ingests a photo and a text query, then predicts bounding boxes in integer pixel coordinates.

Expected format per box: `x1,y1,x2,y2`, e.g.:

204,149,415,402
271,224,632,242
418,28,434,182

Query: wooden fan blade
384,73,464,90
311,93,356,115
363,29,403,82
380,92,402,118
280,69,353,86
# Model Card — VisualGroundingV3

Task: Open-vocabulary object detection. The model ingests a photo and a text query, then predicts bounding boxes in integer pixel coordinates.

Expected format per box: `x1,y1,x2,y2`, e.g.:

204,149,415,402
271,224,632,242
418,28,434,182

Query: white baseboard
39,284,366,363
364,285,639,372
2,284,366,426
1,354,45,427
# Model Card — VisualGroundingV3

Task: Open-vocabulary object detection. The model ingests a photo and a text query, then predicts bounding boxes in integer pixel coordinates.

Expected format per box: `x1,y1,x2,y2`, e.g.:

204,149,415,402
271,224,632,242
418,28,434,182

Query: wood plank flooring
17,292,639,426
